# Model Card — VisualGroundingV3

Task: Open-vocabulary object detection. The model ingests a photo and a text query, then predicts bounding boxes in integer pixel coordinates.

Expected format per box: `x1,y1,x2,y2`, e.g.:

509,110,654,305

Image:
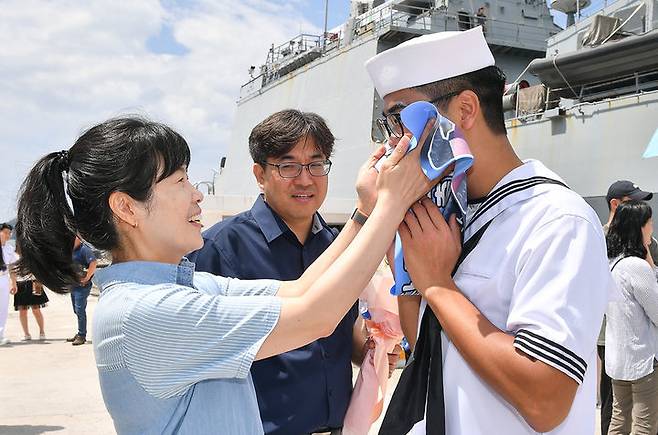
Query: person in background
11,245,48,341
190,109,398,435
1,223,18,346
605,200,658,435
67,236,97,346
599,180,654,435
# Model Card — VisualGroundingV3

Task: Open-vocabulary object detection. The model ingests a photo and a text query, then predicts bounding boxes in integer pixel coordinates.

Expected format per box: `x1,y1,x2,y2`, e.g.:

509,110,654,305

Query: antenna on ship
323,0,329,53
551,0,591,26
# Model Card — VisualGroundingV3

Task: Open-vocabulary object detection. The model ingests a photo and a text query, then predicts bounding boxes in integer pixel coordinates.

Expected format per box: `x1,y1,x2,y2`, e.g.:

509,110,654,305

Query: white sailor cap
365,27,495,98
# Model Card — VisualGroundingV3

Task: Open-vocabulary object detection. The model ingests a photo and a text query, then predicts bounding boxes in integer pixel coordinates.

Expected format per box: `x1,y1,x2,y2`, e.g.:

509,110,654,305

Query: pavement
0,290,114,435
0,289,399,435
0,289,601,435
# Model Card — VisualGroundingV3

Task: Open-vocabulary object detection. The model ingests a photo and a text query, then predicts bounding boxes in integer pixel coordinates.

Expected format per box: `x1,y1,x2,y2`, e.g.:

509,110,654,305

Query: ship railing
265,33,323,66
476,15,555,49
507,68,658,120
352,3,433,37
351,5,553,50
244,31,347,91
239,74,264,99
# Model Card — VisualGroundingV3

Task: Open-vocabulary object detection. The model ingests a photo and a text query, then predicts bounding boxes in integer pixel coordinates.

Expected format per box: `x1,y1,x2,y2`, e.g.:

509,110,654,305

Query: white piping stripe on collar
464,177,568,241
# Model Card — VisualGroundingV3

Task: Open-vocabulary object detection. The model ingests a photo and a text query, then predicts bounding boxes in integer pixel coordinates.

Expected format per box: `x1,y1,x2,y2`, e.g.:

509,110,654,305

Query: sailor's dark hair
606,200,652,259
248,109,334,165
14,116,190,293
414,65,507,135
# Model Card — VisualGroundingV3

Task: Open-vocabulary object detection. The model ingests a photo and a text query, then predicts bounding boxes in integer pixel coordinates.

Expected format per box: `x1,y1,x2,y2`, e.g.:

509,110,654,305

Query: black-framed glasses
376,91,463,140
262,159,332,178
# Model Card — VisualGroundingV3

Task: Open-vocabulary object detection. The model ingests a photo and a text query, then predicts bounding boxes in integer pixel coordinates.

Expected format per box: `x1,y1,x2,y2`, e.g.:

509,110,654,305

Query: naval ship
203,0,658,225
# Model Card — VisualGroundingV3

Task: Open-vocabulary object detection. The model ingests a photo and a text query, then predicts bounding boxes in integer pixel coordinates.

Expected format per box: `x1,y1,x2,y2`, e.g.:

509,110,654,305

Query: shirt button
328,389,333,397
322,350,329,359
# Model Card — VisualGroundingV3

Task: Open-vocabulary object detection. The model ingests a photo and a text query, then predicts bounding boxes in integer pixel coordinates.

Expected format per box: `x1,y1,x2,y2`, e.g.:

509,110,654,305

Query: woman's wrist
374,192,408,222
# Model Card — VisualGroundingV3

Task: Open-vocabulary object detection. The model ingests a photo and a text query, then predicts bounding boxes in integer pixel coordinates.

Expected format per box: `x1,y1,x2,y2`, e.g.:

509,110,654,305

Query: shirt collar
251,194,326,243
94,258,195,290
463,159,567,240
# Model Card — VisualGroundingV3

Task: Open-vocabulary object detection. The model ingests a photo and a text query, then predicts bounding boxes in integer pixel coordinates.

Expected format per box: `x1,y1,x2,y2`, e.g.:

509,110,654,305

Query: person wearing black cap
598,180,655,435
605,181,653,224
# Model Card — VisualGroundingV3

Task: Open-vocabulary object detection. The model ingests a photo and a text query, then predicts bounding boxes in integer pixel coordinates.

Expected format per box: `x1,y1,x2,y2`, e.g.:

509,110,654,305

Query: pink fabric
343,269,403,435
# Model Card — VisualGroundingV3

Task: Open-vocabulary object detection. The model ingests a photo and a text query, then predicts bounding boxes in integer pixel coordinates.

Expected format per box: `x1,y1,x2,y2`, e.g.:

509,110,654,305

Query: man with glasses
189,109,368,435
367,28,611,435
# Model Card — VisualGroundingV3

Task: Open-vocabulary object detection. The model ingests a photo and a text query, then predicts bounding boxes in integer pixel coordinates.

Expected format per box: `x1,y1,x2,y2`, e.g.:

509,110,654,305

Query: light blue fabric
92,259,282,435
392,101,474,296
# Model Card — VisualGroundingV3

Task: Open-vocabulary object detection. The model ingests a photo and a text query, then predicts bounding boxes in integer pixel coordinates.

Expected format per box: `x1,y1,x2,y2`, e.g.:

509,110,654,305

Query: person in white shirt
599,179,654,435
0,222,18,346
605,200,658,435
366,27,611,435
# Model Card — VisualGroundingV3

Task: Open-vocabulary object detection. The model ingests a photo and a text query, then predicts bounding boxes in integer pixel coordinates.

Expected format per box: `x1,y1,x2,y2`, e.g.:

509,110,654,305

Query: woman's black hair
14,116,190,293
606,200,653,259
0,223,13,272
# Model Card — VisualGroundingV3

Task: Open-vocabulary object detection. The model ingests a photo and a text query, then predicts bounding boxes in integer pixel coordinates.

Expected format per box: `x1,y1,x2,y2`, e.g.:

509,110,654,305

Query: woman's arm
256,129,439,360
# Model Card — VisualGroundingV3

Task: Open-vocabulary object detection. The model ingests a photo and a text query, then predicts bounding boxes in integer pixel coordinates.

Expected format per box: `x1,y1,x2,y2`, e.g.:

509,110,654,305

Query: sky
0,0,590,222
0,0,351,222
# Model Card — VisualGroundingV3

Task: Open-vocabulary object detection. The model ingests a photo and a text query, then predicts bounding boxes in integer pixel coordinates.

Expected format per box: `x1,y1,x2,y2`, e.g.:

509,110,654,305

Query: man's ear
455,90,480,131
108,191,140,228
253,163,265,191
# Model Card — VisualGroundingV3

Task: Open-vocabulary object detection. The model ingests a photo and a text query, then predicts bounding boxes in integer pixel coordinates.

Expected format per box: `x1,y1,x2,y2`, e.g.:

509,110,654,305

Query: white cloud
0,0,320,221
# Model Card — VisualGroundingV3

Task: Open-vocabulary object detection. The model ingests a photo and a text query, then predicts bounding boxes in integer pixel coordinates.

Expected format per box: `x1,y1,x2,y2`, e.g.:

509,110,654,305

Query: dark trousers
599,344,613,435
71,286,91,337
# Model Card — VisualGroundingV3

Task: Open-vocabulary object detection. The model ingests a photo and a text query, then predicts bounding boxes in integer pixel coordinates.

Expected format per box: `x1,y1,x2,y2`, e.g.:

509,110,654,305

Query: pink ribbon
343,270,403,435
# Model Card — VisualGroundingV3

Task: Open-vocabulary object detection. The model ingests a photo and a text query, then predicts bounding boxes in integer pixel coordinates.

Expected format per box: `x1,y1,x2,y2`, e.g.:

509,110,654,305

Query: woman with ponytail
15,116,438,434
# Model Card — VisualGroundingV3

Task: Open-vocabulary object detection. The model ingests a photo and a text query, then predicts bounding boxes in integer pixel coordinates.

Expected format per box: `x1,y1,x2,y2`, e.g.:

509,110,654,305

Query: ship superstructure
504,0,658,218
202,0,561,224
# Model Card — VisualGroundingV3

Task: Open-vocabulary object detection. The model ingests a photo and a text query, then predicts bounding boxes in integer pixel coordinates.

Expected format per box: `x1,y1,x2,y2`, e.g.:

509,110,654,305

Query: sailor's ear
253,163,265,190
455,90,479,131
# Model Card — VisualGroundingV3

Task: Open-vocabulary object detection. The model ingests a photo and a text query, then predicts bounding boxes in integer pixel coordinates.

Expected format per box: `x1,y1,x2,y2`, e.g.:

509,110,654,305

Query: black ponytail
15,153,77,293
15,116,190,293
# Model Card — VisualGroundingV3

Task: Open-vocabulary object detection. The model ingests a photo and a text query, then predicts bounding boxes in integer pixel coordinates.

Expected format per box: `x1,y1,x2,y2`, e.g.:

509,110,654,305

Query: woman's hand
375,120,438,215
355,145,387,215
398,198,462,294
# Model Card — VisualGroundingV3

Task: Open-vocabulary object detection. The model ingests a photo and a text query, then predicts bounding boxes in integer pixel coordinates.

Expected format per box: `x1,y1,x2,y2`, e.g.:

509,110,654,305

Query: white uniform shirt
412,160,611,435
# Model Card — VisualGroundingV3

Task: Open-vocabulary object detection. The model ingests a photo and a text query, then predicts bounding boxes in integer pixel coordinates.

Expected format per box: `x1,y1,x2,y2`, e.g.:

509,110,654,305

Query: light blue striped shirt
92,259,281,434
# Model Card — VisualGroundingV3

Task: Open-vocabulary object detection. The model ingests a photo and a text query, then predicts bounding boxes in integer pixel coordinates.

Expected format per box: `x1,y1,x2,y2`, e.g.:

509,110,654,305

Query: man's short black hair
413,65,507,135
249,109,334,164
0,223,13,231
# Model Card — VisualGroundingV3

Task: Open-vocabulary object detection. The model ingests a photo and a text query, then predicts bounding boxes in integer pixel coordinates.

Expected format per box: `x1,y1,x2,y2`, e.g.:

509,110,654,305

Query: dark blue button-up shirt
189,196,357,435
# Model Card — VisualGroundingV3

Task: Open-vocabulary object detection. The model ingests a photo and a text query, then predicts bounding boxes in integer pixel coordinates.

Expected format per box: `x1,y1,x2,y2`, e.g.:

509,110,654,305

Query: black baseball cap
606,180,653,203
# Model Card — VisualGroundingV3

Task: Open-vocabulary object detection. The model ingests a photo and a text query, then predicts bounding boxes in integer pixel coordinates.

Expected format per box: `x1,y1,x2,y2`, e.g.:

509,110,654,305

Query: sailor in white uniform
366,27,612,435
